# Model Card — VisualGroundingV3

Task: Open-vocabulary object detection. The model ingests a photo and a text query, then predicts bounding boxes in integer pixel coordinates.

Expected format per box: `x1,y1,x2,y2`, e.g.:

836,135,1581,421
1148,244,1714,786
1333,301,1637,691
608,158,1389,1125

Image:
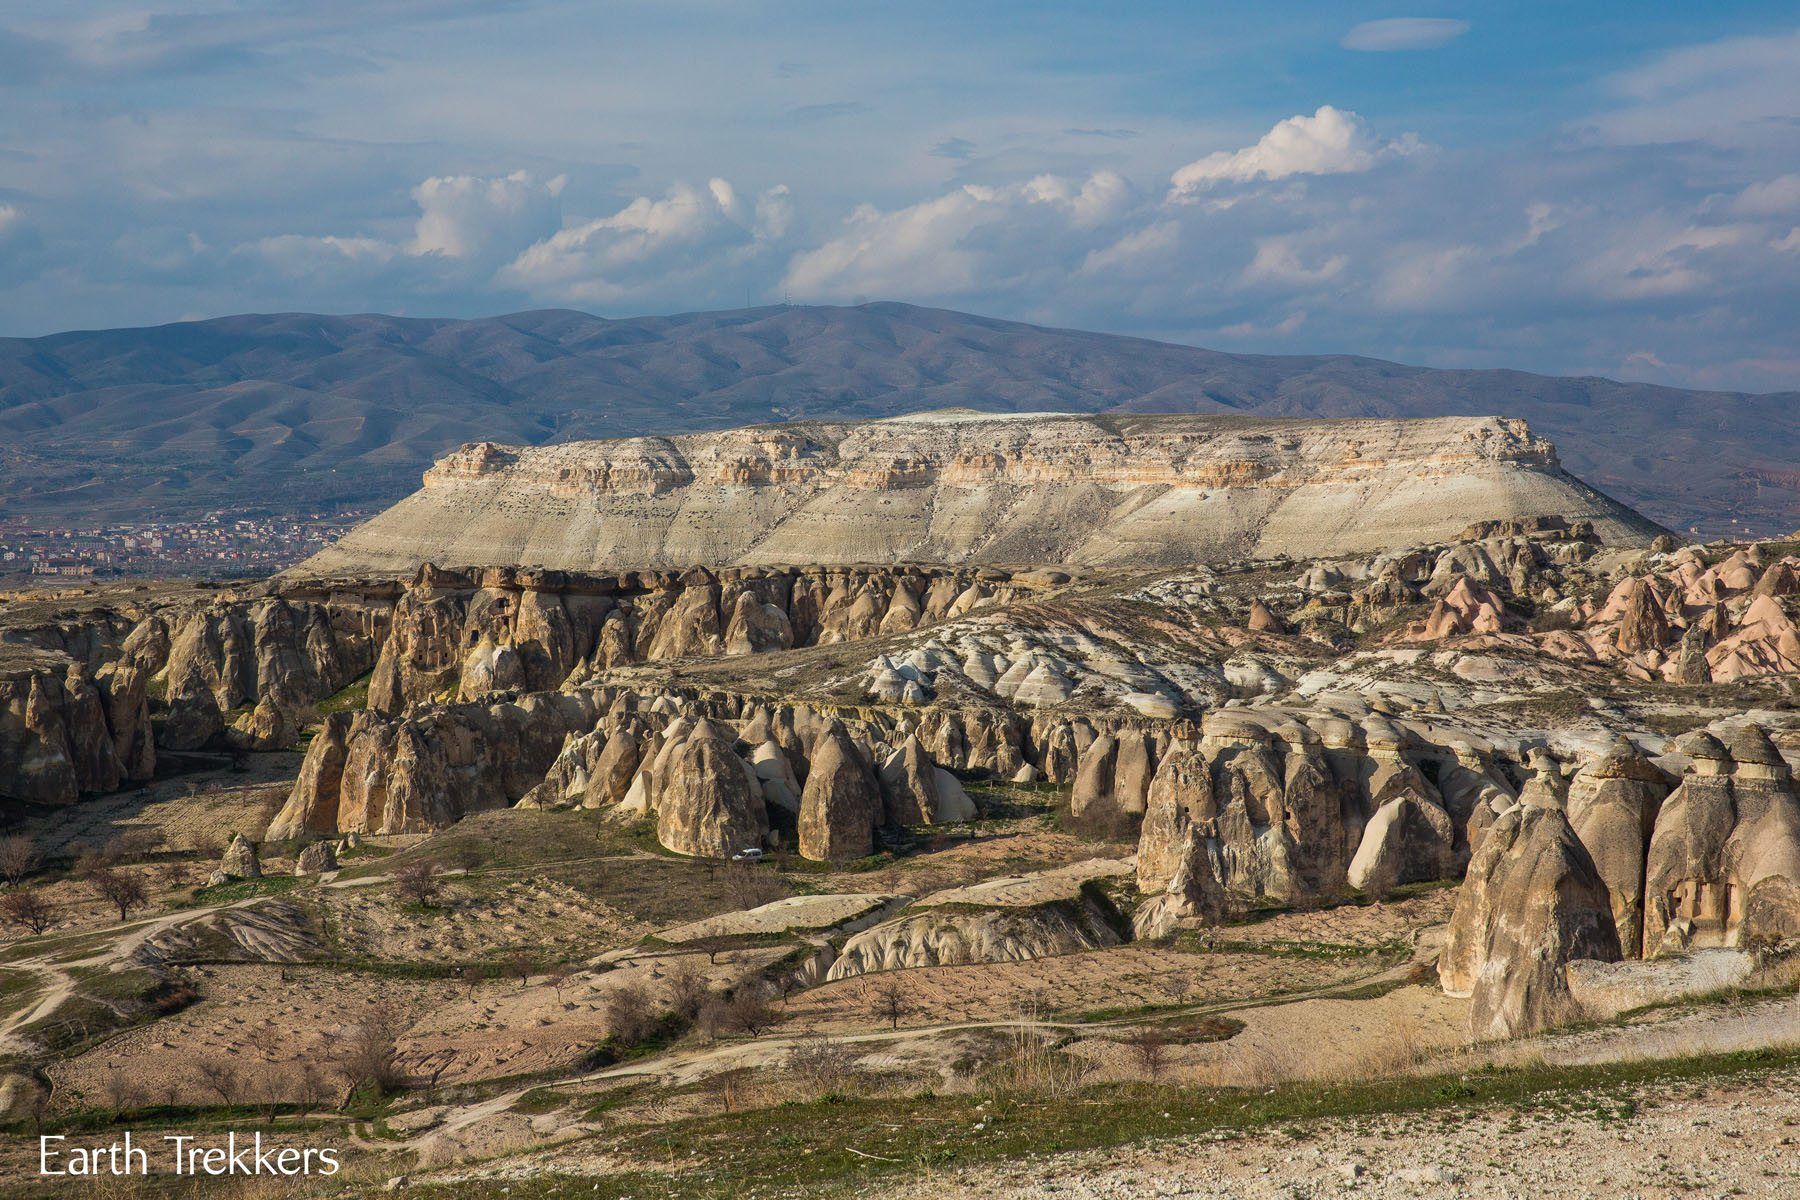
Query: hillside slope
2,303,1791,535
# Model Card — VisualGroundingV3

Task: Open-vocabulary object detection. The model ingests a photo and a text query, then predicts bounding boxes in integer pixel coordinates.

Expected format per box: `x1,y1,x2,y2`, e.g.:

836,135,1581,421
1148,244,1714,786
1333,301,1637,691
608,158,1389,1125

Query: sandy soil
19,752,301,856
316,875,642,963
771,943,1390,1034
884,1067,1800,1199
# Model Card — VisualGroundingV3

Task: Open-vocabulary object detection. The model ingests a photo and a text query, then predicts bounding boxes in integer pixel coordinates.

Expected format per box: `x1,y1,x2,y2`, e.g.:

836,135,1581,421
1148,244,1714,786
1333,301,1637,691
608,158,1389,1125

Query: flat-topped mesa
293,411,1663,577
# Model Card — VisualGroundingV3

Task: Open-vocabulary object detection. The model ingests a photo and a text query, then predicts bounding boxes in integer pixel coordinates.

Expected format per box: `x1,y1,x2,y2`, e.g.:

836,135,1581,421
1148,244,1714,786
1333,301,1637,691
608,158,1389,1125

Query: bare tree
1158,970,1195,1006
699,1066,752,1113
0,835,43,885
502,951,535,987
869,975,910,1031
723,860,780,910
1,887,55,935
415,1049,457,1093
604,981,658,1046
696,995,731,1042
85,867,148,922
392,860,442,907
99,1066,137,1117
196,1059,242,1106
338,1008,410,1096
246,1022,283,1062
1124,1024,1169,1082
546,967,572,1005
725,983,775,1037
785,1034,858,1096
459,964,488,1000
664,962,709,1022
105,830,159,862
295,1062,329,1117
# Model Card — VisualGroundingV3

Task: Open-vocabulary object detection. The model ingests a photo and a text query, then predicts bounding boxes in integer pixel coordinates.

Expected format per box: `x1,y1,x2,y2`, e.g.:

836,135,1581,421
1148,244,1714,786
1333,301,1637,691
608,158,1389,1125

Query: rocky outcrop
297,412,1660,577
0,650,152,804
1643,725,1800,957
266,691,605,838
825,861,1131,979
293,840,338,875
216,833,262,881
798,724,883,861
1133,707,1484,913
1440,802,1621,1039
878,735,942,826
1132,828,1226,939
650,721,769,859
1566,738,1672,955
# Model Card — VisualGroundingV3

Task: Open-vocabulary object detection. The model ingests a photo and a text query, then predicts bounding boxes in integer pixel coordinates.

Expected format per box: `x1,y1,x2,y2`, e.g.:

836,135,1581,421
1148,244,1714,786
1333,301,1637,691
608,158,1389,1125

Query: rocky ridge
295,412,1662,577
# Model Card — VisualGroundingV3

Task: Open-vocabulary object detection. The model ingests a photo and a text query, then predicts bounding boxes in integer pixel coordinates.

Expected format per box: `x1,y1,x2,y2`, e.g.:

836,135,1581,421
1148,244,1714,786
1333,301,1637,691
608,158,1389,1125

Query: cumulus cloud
410,170,563,262
499,178,790,304
1167,107,1419,200
1341,18,1470,52
782,171,1135,300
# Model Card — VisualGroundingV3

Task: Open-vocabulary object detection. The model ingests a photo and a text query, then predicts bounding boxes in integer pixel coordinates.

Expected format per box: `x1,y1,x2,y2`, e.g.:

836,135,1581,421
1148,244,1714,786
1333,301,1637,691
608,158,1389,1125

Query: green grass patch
509,1087,570,1116
315,670,373,716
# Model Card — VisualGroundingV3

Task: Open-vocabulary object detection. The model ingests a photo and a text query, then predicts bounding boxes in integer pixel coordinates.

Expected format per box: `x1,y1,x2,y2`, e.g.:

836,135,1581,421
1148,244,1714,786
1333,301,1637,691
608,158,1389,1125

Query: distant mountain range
1,302,1793,538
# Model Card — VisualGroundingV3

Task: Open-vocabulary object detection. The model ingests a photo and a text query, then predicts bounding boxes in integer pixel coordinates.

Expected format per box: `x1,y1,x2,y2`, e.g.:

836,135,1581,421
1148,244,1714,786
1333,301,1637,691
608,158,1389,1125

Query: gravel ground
885,1067,1800,1199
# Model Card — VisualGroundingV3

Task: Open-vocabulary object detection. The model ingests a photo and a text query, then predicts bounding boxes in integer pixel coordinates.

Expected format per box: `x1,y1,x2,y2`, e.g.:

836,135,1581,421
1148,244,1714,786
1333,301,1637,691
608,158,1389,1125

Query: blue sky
0,2,1796,390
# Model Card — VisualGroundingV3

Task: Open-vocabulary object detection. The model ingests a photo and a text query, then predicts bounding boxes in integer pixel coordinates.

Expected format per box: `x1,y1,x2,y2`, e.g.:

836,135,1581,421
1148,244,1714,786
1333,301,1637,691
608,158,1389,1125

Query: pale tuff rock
0,651,149,804
1345,768,1456,896
878,735,942,825
1403,576,1509,641
1440,803,1620,1039
1566,738,1672,955
749,740,802,813
651,722,769,859
1132,828,1226,940
293,840,339,875
826,860,1131,979
217,832,262,881
297,412,1660,577
267,691,604,838
825,895,1125,980
798,723,883,861
1132,707,1479,912
1515,747,1569,811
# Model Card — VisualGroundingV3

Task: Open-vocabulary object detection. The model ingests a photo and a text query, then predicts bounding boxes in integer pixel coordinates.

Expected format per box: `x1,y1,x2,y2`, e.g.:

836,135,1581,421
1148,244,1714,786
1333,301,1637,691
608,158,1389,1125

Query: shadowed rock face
296,412,1660,577
1442,802,1621,1040
1566,738,1674,955
1133,708,1492,915
1642,725,1800,957
798,724,883,862
0,650,151,804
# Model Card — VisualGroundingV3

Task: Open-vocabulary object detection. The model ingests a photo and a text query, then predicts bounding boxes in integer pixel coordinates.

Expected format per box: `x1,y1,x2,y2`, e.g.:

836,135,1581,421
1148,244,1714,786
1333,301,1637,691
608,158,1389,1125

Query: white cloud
1731,174,1800,217
1167,106,1418,200
409,170,563,262
1241,235,1347,287
1079,221,1179,276
783,171,1137,300
1341,18,1470,52
499,179,788,304
1587,29,1800,148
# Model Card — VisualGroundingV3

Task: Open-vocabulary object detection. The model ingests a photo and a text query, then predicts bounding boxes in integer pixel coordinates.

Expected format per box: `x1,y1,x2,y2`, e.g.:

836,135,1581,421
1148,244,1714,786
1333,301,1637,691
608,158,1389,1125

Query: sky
0,1,1797,391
